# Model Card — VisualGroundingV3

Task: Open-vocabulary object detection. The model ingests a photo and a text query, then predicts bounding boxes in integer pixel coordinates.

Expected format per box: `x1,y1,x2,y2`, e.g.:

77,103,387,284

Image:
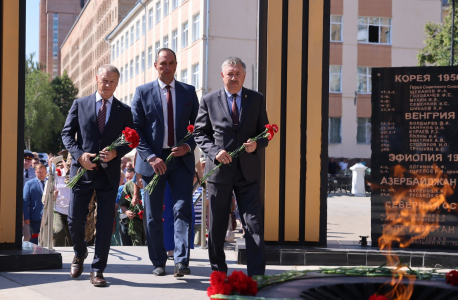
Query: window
172,29,178,52
120,67,123,83
357,67,372,94
164,0,169,16
130,60,133,79
52,13,58,71
148,46,153,68
125,64,128,81
357,118,372,144
121,36,124,53
135,55,139,75
136,20,140,40
329,65,342,93
142,51,145,72
329,118,341,144
155,41,161,56
125,32,129,49
357,17,391,44
192,14,200,42
163,35,169,48
182,21,188,48
181,69,188,83
192,64,200,89
116,40,119,57
112,45,115,61
156,1,161,24
142,15,146,35
330,15,343,42
172,0,178,10
149,8,154,29
130,26,134,44
130,94,133,103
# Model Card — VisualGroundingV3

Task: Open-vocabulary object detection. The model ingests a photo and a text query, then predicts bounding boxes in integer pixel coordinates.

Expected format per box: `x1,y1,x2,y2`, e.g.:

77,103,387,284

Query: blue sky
26,0,40,61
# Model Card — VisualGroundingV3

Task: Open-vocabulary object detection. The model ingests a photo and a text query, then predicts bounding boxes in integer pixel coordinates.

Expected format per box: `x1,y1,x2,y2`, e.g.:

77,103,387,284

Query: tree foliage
51,69,78,116
418,1,458,66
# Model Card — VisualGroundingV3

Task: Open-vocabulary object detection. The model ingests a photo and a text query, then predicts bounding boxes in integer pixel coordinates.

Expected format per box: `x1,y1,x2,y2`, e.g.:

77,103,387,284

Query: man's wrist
184,143,191,153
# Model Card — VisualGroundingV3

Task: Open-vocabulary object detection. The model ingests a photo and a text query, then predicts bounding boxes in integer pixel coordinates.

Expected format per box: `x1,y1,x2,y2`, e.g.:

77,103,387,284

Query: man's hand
216,150,232,164
125,210,135,220
53,190,59,200
132,184,141,206
100,148,117,163
171,144,190,157
24,219,30,225
149,156,167,175
243,140,257,153
78,153,97,170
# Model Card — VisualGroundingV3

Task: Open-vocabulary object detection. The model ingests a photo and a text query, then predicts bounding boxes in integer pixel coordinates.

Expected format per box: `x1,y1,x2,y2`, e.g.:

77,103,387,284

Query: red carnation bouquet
446,270,458,286
67,127,140,188
145,125,195,194
207,271,258,299
200,124,278,185
124,195,144,245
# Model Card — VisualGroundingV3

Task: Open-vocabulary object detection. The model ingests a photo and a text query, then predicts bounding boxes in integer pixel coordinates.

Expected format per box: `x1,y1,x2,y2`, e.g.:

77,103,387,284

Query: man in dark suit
23,163,47,244
194,57,269,277
131,48,199,277
62,64,133,287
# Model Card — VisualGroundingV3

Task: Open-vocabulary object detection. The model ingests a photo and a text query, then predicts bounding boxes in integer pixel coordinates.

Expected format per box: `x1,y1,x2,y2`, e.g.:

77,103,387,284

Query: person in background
23,163,47,244
52,156,73,247
32,157,40,168
360,158,367,166
339,158,348,171
328,158,337,176
23,150,36,186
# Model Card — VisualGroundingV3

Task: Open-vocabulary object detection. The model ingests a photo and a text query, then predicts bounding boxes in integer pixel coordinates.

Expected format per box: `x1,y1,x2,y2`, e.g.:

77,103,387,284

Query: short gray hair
221,57,246,72
98,64,120,77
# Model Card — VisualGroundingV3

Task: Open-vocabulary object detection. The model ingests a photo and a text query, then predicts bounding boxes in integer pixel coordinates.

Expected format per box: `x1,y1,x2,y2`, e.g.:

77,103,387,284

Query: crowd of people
22,49,269,287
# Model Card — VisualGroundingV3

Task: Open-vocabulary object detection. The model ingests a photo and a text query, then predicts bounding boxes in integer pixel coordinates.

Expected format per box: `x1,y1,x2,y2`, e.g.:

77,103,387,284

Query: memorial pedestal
0,242,62,272
350,163,368,196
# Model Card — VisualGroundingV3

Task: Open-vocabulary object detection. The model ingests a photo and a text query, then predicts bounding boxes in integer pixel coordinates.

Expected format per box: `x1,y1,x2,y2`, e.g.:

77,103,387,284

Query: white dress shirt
54,175,71,215
158,78,177,148
95,91,113,124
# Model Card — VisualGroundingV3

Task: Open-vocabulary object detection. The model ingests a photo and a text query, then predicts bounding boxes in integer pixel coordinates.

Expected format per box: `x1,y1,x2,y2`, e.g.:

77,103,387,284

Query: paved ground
0,195,368,300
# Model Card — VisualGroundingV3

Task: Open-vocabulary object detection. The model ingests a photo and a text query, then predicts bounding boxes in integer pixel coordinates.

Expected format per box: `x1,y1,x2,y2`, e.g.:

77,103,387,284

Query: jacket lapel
217,88,233,127
104,97,121,134
238,87,252,130
174,81,185,129
150,80,165,128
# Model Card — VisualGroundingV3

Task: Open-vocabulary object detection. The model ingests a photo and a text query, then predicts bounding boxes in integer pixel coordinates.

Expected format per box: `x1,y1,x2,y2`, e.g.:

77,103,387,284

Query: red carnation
272,124,279,133
265,124,275,141
227,270,258,296
446,270,458,286
207,271,232,298
138,210,144,220
187,125,195,133
139,199,142,205
125,195,131,200
56,169,62,177
368,295,388,300
123,127,140,148
31,233,39,239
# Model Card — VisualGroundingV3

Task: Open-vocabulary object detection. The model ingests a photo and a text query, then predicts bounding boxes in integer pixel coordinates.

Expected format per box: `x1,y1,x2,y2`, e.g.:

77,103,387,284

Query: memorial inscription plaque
371,67,458,249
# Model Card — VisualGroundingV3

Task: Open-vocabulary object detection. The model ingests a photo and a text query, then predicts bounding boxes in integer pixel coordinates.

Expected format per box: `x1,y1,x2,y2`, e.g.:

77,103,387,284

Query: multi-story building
60,0,137,97
328,0,443,162
105,0,258,105
39,0,85,77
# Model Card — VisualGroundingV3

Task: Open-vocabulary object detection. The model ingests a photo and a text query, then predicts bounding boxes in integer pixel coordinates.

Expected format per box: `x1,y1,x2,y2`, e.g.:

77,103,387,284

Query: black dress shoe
153,266,166,276
90,272,107,287
70,251,88,278
174,263,191,277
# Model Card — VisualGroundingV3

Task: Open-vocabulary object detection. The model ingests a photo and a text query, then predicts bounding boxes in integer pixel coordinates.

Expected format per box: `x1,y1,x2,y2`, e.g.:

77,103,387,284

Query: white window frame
329,117,342,144
121,36,124,53
357,17,391,44
192,64,200,89
130,60,134,79
172,29,178,52
155,41,161,56
164,0,169,17
181,69,188,84
125,32,129,49
130,26,134,45
192,14,200,42
136,20,140,40
156,1,161,24
124,64,128,81
182,21,188,49
149,8,154,29
357,66,372,94
141,51,145,72
142,15,146,35
329,65,342,93
148,46,153,68
172,0,178,10
330,15,343,42
357,117,372,145
163,35,169,49
135,55,139,75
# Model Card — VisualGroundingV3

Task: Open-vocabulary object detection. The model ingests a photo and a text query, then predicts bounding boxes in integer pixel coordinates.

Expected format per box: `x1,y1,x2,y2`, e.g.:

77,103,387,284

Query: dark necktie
41,181,45,189
25,169,28,178
231,94,239,129
97,99,108,134
166,85,174,147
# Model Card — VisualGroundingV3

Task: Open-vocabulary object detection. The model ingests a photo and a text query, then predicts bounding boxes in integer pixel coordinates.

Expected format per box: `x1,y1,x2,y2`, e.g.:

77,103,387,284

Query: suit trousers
207,159,266,277
68,168,117,273
142,152,193,267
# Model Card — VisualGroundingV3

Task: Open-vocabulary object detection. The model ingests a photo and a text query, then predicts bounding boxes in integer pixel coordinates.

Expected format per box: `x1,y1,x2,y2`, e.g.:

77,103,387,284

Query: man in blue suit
62,65,133,287
131,48,199,277
23,163,47,244
23,150,36,186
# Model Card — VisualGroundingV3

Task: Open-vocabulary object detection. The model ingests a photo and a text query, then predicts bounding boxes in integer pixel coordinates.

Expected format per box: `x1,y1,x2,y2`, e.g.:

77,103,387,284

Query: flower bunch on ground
446,270,458,286
208,271,257,299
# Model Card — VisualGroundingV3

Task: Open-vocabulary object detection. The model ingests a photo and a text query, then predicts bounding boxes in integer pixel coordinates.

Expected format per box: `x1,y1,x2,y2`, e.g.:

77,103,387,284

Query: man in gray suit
194,57,269,276
131,48,199,277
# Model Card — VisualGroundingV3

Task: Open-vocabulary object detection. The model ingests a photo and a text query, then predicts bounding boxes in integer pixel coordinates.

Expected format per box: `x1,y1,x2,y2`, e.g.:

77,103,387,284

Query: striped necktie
97,99,108,133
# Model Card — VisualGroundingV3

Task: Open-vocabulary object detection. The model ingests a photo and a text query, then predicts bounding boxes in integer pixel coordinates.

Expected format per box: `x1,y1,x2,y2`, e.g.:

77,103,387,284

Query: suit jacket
61,93,134,188
194,87,269,183
131,80,199,177
23,178,45,222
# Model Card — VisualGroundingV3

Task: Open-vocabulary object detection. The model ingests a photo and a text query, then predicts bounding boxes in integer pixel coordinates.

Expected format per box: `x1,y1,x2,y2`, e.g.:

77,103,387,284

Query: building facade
328,0,443,161
105,0,258,105
39,0,84,77
60,0,137,97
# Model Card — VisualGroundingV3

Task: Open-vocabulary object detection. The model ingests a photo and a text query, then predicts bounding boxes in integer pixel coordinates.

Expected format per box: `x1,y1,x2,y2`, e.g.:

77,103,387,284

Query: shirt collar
158,78,176,90
224,88,242,99
96,91,113,104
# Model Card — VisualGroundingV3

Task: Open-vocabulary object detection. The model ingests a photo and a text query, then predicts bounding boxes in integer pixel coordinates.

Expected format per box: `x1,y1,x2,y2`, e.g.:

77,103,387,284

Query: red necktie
166,85,174,147
97,99,107,134
231,94,239,129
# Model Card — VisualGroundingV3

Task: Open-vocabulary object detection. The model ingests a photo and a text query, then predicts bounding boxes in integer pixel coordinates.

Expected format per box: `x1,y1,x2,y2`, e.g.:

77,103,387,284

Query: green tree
24,54,64,152
51,69,78,117
418,1,458,66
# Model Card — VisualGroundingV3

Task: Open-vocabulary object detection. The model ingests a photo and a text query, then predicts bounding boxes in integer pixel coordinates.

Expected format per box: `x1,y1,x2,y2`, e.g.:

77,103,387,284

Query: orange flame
377,164,454,300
